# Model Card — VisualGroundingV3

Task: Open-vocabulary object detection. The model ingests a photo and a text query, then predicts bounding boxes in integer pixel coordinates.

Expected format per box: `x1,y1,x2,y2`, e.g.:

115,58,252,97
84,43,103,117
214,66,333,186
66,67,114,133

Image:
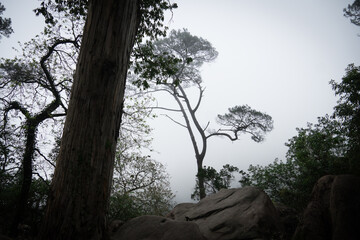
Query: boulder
110,215,206,240
330,175,360,239
167,203,195,221
293,175,360,240
169,187,282,240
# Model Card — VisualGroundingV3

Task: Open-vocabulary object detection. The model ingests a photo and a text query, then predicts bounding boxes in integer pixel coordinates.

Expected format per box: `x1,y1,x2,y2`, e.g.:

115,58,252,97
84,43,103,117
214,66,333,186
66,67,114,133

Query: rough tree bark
38,0,140,239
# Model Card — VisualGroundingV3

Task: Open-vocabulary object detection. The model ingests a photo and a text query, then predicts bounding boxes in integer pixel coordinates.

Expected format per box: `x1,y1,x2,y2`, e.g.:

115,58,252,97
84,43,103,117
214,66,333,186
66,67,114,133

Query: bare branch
40,38,78,111
203,121,210,132
34,172,50,187
193,82,205,113
35,148,55,168
176,84,208,159
160,114,187,128
206,131,238,141
49,113,67,118
140,88,174,96
126,179,156,193
149,106,182,112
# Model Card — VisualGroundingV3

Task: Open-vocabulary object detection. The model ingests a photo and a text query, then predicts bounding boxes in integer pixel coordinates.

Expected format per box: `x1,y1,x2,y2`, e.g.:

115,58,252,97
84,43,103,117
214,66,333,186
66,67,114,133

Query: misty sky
1,0,360,203
149,0,360,202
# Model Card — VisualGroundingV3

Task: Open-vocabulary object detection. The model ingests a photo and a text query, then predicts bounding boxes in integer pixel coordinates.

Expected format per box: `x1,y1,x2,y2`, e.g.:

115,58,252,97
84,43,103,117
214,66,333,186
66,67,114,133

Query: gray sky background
1,0,360,203
149,0,360,203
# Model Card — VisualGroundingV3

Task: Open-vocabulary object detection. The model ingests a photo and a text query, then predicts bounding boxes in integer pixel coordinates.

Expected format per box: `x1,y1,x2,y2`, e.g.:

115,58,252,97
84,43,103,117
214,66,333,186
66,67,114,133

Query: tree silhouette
143,29,273,199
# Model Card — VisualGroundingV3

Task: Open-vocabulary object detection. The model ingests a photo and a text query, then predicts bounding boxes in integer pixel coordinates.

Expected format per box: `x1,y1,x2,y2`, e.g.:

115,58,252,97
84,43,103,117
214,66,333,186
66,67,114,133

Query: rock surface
169,187,282,240
110,215,206,240
293,175,360,240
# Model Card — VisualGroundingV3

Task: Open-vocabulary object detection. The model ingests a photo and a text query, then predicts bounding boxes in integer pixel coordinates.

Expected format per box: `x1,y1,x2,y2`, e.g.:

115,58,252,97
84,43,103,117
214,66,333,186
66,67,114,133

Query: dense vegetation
239,65,360,211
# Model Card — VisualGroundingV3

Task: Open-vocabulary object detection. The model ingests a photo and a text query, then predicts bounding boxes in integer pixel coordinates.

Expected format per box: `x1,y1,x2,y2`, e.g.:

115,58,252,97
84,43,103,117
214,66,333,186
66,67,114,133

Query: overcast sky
150,0,360,203
1,0,360,203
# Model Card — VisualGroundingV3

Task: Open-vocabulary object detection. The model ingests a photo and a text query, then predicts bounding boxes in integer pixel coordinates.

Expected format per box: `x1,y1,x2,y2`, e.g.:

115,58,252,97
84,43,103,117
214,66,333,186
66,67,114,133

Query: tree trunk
197,165,206,200
7,101,59,236
176,85,208,200
38,0,140,239
10,120,36,236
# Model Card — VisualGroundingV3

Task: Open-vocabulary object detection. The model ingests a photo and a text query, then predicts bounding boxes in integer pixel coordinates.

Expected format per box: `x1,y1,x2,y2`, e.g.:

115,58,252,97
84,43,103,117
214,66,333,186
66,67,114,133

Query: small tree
137,29,274,199
111,154,174,221
191,164,239,200
239,158,299,207
110,86,174,221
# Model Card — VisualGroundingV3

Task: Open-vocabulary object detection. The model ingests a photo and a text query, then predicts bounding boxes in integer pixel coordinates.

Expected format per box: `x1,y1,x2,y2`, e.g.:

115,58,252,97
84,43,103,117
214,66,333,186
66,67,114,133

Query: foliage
109,85,174,221
34,0,178,90
0,171,20,232
108,193,143,222
153,28,218,83
240,115,350,211
191,164,239,200
0,170,50,235
214,105,274,142
137,0,178,41
239,158,298,205
34,0,177,42
132,44,182,88
286,116,348,176
239,64,360,211
0,2,13,39
344,0,360,26
134,28,218,87
111,148,174,221
34,0,88,24
330,64,360,174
